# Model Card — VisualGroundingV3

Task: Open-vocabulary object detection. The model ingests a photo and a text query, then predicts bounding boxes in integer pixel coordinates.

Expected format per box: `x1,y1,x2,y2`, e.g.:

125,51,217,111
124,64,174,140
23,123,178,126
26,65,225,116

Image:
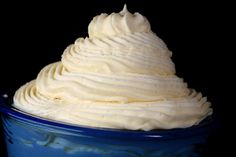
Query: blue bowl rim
0,94,215,140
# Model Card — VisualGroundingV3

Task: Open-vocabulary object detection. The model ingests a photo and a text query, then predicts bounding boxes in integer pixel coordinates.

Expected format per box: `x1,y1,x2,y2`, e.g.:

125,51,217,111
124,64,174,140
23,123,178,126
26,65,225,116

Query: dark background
0,0,232,156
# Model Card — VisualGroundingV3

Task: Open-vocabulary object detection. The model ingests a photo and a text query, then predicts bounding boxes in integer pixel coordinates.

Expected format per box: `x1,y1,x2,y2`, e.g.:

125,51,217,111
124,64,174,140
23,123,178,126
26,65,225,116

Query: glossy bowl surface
0,95,214,157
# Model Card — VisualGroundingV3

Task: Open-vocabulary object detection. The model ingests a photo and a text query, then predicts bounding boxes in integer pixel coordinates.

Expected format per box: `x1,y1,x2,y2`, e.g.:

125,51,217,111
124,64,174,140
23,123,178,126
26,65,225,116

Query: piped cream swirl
13,5,212,131
88,5,151,39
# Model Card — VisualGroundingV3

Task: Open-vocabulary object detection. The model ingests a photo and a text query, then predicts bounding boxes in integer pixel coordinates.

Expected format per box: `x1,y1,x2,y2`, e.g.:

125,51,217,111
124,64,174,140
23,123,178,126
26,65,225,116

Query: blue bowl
0,94,215,157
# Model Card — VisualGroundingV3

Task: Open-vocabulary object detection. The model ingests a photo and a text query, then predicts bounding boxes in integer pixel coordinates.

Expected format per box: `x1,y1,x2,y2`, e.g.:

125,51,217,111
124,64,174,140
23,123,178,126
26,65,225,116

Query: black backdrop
0,0,232,156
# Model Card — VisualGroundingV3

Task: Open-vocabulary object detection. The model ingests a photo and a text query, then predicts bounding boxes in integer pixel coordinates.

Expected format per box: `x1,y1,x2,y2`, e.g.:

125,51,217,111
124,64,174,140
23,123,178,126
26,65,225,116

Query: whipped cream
13,5,212,131
88,5,151,39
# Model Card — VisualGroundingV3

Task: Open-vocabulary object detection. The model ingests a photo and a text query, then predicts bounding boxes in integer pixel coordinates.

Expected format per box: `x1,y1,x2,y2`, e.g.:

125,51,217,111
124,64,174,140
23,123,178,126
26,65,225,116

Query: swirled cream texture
13,6,212,131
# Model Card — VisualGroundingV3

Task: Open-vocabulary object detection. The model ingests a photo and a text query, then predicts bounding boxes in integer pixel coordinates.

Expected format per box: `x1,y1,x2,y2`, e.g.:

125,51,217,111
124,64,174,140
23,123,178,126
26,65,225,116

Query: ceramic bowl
0,95,214,157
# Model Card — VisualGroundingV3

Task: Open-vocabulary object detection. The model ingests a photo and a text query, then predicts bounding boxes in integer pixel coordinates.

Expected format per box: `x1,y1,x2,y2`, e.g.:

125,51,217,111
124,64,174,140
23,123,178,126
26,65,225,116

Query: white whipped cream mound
13,5,212,131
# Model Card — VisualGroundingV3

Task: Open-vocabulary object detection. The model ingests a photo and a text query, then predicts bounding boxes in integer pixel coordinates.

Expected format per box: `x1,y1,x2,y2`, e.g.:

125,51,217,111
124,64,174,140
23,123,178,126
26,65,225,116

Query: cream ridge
13,5,212,131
